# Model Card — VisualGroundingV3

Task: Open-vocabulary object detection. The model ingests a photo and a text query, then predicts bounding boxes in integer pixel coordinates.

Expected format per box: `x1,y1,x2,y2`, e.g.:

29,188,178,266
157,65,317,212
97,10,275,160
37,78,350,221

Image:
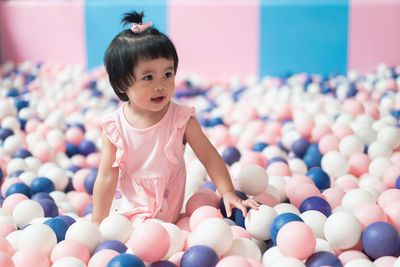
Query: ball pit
0,61,399,266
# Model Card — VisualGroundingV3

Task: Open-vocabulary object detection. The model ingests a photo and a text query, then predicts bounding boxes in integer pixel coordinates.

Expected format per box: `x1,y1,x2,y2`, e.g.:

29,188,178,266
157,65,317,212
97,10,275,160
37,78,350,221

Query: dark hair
104,11,179,101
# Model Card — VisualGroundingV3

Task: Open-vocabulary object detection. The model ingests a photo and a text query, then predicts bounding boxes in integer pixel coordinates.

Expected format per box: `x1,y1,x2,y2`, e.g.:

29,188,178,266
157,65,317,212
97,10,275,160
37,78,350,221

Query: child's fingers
225,201,232,218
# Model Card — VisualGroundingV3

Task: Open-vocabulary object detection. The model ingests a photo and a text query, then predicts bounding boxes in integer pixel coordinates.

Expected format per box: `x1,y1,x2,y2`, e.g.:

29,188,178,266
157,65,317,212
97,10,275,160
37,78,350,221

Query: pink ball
230,225,252,240
2,193,29,214
168,251,184,265
288,183,321,208
276,221,316,260
0,223,16,239
333,125,354,140
35,123,52,138
335,178,359,192
87,249,119,267
275,102,292,121
247,259,264,267
48,139,66,154
86,152,101,168
25,118,41,134
338,250,369,265
239,151,266,168
285,175,314,201
32,144,52,163
342,99,365,117
265,121,282,136
384,201,400,232
352,203,387,230
374,256,397,267
72,168,92,193
318,134,340,154
383,163,400,188
71,155,87,168
190,205,223,231
348,153,371,177
12,249,50,267
208,125,233,147
176,216,190,232
66,191,92,217
128,221,170,262
253,192,279,207
185,190,220,216
50,239,90,264
266,161,291,177
1,178,24,197
296,118,314,139
321,188,345,210
65,127,85,146
378,189,400,209
364,103,380,120
0,237,14,257
216,255,252,267
311,124,333,143
0,251,14,267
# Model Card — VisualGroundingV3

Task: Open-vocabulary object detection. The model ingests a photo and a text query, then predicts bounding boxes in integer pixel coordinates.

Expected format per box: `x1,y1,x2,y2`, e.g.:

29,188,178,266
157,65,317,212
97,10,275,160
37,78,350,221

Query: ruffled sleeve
164,104,195,165
101,112,125,168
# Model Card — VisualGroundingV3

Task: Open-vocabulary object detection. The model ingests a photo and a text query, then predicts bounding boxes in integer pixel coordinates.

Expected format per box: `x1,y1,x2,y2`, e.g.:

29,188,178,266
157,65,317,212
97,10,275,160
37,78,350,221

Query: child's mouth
151,96,164,103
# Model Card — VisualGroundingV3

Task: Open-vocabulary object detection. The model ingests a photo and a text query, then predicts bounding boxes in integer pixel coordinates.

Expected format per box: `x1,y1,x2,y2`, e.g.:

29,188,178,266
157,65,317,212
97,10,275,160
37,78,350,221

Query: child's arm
92,131,119,225
184,117,259,217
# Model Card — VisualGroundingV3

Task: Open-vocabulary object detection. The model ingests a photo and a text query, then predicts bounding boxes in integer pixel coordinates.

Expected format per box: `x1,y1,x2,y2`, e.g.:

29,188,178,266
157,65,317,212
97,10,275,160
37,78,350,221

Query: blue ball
67,165,81,173
395,176,400,189
180,245,219,267
303,151,322,169
66,143,80,157
14,99,29,111
362,222,400,259
148,261,177,267
12,148,32,159
30,177,55,194
31,192,53,202
65,177,75,192
56,215,76,226
234,208,249,228
222,146,241,166
44,217,70,243
95,240,127,254
84,169,98,195
36,198,59,217
305,251,343,267
0,168,3,184
306,167,331,192
208,117,224,127
270,213,303,244
199,181,216,192
9,170,24,178
219,190,247,219
0,128,14,141
266,157,287,168
6,88,19,97
107,253,145,267
79,140,97,156
299,196,332,217
252,142,268,152
83,203,93,216
5,182,32,198
291,138,310,158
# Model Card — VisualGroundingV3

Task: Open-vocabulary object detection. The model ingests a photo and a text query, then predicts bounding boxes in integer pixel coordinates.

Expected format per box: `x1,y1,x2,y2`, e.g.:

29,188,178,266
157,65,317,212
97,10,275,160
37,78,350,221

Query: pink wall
0,1,86,65
348,0,400,73
168,0,259,81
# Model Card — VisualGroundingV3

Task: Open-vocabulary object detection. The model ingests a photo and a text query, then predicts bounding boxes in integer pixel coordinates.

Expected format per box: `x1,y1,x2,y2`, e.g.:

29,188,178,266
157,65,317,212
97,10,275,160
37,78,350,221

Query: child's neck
124,101,170,129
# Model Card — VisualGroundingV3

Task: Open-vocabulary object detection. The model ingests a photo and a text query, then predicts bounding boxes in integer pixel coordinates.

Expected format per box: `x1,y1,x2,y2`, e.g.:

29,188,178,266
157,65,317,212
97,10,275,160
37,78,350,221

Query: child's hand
222,191,260,218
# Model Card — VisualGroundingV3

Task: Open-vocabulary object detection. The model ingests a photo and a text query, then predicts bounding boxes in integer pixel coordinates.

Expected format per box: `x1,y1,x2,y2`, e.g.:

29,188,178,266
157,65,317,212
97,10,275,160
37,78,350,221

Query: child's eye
164,72,173,78
143,75,153,81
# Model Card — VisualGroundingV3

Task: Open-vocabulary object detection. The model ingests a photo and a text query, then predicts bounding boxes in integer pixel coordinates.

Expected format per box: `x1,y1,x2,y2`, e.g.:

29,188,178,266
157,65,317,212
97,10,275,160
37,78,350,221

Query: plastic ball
99,214,133,243
5,182,32,198
190,205,223,231
186,190,220,216
300,210,327,239
159,222,185,259
84,169,97,195
36,198,59,218
1,193,29,214
0,128,14,142
94,240,127,254
12,199,44,228
222,146,241,166
0,222,16,238
129,220,170,262
51,239,90,265
305,251,343,267
12,249,50,267
318,134,339,154
18,224,57,256
180,245,219,267
65,127,85,146
12,148,32,159
306,168,331,192
368,141,392,159
43,217,70,243
270,212,303,244
324,211,362,249
348,153,370,177
88,249,119,267
321,151,349,178
78,140,97,156
261,246,283,266
362,222,400,259
65,220,102,254
219,190,247,219
30,177,55,194
224,237,261,260
291,137,310,158
369,157,392,180
341,188,375,212
237,164,268,195
0,251,14,267
383,163,400,188
299,196,332,217
377,126,400,149
339,135,364,157
216,255,252,267
244,205,277,240
288,183,321,208
52,257,86,267
288,157,308,175
149,261,178,267
303,149,322,169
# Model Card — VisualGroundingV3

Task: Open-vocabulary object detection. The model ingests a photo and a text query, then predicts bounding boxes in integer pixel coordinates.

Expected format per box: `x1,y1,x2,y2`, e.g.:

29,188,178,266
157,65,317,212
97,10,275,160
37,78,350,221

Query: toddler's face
125,57,175,112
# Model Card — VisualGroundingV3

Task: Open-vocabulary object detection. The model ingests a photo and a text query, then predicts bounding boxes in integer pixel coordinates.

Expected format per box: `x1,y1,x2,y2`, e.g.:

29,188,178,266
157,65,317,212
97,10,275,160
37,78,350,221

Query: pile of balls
0,60,399,267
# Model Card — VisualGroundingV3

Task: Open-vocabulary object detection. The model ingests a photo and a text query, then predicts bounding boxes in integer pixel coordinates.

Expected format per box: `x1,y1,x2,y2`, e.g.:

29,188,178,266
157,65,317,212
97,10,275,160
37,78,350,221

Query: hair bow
130,22,152,33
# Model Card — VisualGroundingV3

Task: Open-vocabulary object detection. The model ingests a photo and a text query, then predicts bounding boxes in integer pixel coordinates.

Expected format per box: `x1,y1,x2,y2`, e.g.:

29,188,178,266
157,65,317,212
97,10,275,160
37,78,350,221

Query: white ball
271,256,306,267
99,214,133,243
273,203,300,215
369,157,392,179
57,202,78,214
368,141,392,159
262,246,283,266
262,145,287,159
344,259,375,267
6,230,21,251
50,191,68,204
314,238,334,253
238,164,268,195
378,126,400,149
18,107,35,120
339,135,364,157
18,224,57,256
321,151,349,178
6,158,28,175
0,208,11,217
25,132,44,150
394,255,400,267
3,135,25,155
355,126,377,145
224,237,261,261
324,211,362,249
65,220,102,254
288,158,307,175
13,200,44,228
52,257,86,267
300,210,327,239
18,171,37,186
341,188,376,212
190,217,233,256
45,167,69,191
268,176,287,202
0,215,17,228
245,205,277,240
2,116,20,132
281,130,301,151
161,222,186,259
46,128,65,144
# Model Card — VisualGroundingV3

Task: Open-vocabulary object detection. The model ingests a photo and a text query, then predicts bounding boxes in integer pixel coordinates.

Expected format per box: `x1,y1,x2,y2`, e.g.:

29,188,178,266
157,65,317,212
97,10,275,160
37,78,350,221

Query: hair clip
130,22,152,34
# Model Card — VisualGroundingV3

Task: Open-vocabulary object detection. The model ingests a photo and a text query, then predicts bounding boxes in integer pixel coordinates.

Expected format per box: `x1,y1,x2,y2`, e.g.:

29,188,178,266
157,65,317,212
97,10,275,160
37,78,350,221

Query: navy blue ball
65,177,75,193
66,143,80,157
252,142,268,152
0,128,14,141
31,192,53,202
14,99,29,111
56,215,76,226
44,217,70,243
9,170,24,178
362,222,400,259
299,196,332,217
266,157,287,168
305,251,343,267
234,208,249,228
395,176,400,189
79,140,97,156
18,118,27,131
291,138,310,158
180,245,219,267
107,253,145,267
83,203,93,216
199,181,216,192
30,177,55,194
12,148,32,159
36,198,59,217
306,167,331,192
84,169,98,195
6,183,32,198
0,168,3,184
68,123,85,132
148,261,177,267
270,212,303,244
67,165,81,173
95,240,127,254
222,146,241,166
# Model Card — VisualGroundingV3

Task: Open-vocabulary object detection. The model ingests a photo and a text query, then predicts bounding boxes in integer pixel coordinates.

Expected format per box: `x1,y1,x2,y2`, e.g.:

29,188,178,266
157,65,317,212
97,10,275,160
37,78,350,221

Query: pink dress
101,101,194,226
